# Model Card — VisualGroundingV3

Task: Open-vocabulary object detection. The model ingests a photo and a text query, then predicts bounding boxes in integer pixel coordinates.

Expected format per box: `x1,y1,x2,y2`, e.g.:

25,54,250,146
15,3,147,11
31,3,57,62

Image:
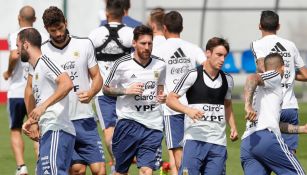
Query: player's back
252,35,304,109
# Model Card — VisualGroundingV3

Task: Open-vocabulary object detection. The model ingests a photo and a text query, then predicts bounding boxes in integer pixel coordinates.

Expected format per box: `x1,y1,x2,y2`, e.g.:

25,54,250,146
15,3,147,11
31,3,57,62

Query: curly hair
42,6,65,27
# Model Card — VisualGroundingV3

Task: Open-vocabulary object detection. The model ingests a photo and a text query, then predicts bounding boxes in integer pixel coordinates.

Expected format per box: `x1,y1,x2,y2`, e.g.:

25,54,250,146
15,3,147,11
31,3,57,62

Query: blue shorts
71,118,105,165
95,95,117,129
163,114,184,149
37,130,75,175
8,98,27,129
240,130,305,175
280,108,299,151
179,140,227,175
112,119,163,173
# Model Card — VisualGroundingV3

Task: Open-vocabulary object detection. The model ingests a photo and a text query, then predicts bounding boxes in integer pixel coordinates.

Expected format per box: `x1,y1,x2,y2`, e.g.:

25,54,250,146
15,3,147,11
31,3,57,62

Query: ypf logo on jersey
270,42,291,57
201,104,225,122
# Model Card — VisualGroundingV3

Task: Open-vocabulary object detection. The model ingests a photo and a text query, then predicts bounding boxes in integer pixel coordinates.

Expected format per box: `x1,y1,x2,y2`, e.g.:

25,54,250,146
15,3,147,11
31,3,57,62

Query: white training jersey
89,22,133,96
152,35,166,54
173,68,233,146
7,27,48,98
251,35,305,109
41,36,97,121
29,55,75,136
242,71,283,139
104,53,166,131
152,38,206,115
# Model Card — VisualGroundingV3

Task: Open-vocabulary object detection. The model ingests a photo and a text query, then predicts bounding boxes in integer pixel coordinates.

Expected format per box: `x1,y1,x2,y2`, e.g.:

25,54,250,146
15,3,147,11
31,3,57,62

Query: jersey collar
131,53,153,69
50,35,71,50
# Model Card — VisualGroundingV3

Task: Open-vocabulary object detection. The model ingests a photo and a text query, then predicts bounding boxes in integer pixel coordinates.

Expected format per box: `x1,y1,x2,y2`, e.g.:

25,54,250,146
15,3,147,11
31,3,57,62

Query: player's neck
165,32,180,39
51,35,70,48
133,53,151,66
28,48,42,67
262,30,277,37
203,61,219,78
153,30,164,36
107,17,122,23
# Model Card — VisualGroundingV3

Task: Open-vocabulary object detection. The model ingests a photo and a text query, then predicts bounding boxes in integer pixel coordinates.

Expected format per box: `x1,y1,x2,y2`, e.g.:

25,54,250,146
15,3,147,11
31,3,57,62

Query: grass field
0,102,306,175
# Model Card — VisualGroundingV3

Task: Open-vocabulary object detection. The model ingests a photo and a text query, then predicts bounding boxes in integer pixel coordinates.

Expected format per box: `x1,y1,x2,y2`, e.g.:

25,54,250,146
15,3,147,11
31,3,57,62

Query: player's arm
3,50,19,80
29,72,73,122
156,85,166,103
224,99,238,141
24,74,35,115
244,73,264,121
256,57,265,73
103,82,144,96
77,65,103,103
295,67,307,81
279,122,307,134
166,92,203,122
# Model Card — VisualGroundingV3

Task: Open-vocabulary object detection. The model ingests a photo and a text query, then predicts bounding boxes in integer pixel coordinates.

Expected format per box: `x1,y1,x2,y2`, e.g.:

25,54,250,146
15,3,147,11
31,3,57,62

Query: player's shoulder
113,54,133,67
260,70,280,81
151,55,165,63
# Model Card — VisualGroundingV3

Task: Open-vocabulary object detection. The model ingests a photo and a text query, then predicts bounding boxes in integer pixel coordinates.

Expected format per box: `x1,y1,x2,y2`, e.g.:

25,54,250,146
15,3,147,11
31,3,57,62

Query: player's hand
229,127,239,141
28,123,40,142
29,105,46,122
3,71,11,80
302,124,307,134
77,91,93,103
245,105,257,122
157,90,167,104
186,108,204,122
22,118,37,136
125,82,144,95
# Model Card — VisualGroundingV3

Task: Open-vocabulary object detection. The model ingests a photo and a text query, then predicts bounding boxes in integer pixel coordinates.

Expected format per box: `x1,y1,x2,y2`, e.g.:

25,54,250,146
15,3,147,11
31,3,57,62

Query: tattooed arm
279,122,307,134
103,82,144,96
244,74,264,121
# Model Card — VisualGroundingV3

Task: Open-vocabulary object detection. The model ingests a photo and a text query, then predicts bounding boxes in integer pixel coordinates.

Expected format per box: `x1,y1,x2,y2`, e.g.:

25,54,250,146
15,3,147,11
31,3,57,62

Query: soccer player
2,6,37,175
100,0,142,28
166,37,238,175
20,28,75,175
147,7,166,54
252,10,307,153
41,6,105,175
152,11,206,171
103,25,166,175
241,53,306,175
89,0,133,171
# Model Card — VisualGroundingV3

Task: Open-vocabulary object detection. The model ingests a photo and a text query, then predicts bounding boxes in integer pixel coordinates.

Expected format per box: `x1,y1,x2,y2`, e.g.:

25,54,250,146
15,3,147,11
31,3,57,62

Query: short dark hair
206,37,230,54
18,28,42,48
121,0,130,11
260,10,279,32
42,6,65,27
163,11,183,34
133,25,153,41
106,0,124,19
149,7,165,31
264,52,284,70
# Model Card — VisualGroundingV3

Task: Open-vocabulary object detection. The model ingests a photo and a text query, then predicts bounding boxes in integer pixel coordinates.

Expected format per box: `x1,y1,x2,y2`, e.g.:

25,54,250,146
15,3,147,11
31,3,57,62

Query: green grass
0,103,306,174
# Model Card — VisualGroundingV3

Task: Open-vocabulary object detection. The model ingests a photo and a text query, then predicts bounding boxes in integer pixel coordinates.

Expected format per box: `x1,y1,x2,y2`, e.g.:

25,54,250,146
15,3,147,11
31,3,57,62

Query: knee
70,164,86,175
139,167,153,175
90,162,106,175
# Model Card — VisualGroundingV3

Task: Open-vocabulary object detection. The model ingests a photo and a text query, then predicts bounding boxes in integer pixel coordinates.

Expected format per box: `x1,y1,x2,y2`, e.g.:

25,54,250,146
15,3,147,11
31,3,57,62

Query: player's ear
277,24,280,31
205,50,211,58
258,24,262,30
132,39,136,48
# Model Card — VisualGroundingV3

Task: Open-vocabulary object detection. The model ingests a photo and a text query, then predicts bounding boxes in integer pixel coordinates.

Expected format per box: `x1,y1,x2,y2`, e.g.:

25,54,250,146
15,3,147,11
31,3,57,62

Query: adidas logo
270,42,291,57
131,74,137,78
168,47,191,64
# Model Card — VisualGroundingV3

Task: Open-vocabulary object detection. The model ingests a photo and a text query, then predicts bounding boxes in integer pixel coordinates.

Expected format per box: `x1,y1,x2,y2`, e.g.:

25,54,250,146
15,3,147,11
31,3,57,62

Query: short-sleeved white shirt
29,55,75,136
41,36,97,121
252,35,305,109
172,68,233,146
89,22,133,96
153,38,206,115
104,53,166,131
242,71,283,139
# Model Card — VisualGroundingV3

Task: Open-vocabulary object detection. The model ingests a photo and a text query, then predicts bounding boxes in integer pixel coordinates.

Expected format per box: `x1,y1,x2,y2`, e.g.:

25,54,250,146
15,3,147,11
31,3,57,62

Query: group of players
3,0,307,175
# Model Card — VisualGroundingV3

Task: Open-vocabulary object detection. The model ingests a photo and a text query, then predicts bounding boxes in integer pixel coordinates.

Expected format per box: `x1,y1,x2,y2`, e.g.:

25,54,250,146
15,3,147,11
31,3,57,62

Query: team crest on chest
35,73,39,80
73,51,79,58
154,70,159,79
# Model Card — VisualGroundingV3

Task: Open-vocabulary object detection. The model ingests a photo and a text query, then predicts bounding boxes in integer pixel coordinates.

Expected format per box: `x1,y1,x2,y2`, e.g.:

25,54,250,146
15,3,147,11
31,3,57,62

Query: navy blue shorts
240,130,305,175
163,114,184,149
280,108,299,151
95,95,117,129
8,98,27,129
37,130,75,175
112,119,163,173
179,140,227,175
71,118,105,165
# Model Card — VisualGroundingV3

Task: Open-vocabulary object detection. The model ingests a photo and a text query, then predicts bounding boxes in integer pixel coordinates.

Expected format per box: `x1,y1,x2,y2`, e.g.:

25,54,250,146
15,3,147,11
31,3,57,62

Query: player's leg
8,98,28,175
280,108,299,152
178,140,204,175
163,114,184,170
37,130,75,175
112,119,139,174
203,143,227,175
137,125,163,175
258,131,305,175
70,118,106,175
168,150,178,175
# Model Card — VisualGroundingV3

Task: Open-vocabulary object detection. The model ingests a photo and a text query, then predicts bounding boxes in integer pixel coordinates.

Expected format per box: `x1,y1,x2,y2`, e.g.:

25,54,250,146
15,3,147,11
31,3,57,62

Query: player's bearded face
20,43,30,62
134,35,153,60
47,23,68,44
